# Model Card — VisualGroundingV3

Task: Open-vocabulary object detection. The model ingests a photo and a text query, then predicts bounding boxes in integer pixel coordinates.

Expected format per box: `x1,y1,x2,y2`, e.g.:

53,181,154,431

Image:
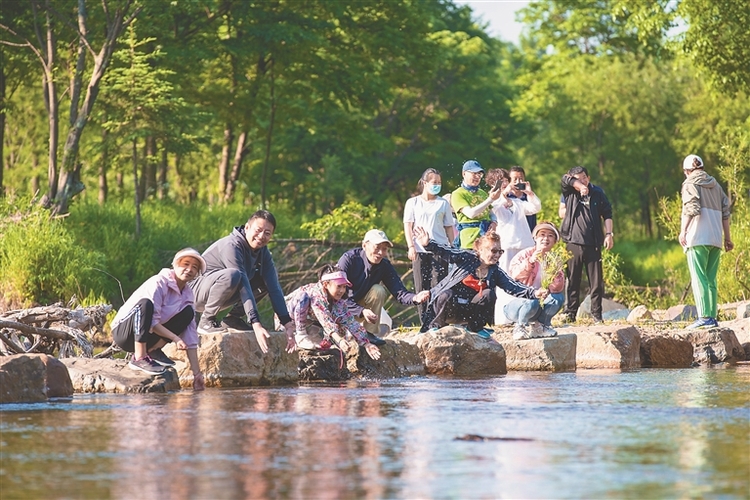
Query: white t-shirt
403,196,454,250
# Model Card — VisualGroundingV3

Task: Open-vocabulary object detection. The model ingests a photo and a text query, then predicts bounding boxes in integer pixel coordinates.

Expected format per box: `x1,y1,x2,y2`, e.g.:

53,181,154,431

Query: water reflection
1,367,748,499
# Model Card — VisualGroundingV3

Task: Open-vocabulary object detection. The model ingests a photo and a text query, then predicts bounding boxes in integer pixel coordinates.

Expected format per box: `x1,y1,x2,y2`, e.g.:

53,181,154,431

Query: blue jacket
337,247,416,317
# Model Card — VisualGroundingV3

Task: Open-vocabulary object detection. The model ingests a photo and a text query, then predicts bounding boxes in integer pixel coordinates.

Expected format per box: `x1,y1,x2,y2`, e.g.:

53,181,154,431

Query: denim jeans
504,292,564,326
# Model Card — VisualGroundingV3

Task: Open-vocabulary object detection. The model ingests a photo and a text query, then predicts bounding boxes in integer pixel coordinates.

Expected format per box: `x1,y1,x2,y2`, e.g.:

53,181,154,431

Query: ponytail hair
317,263,341,281
416,168,441,195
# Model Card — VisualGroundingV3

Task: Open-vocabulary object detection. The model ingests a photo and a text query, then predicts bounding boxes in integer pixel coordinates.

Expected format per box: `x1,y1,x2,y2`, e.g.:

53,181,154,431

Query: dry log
0,320,74,341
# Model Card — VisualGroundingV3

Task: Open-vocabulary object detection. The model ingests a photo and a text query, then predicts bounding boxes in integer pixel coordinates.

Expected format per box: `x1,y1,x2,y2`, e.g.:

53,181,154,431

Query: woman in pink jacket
504,222,565,340
111,248,206,390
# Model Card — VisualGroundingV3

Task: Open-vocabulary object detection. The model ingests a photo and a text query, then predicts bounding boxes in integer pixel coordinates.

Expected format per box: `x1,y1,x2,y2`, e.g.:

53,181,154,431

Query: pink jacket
111,268,199,348
508,247,565,293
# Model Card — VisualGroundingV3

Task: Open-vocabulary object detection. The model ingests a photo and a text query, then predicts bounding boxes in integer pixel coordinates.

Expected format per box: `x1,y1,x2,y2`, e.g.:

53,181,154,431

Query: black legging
112,298,194,352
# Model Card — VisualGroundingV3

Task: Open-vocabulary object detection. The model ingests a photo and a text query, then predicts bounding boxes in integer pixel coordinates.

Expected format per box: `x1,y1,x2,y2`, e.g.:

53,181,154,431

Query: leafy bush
301,201,379,242
0,197,109,307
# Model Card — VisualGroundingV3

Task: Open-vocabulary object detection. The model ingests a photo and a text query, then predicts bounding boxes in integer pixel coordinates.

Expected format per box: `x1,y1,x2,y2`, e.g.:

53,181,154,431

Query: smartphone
515,182,526,191
493,178,502,190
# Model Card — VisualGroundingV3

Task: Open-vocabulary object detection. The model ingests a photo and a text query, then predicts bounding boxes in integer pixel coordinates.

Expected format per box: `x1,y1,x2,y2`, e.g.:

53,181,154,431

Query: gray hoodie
681,170,731,249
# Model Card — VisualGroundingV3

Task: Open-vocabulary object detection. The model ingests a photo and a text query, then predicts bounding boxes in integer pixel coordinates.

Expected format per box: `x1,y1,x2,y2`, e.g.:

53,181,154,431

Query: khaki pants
356,284,388,334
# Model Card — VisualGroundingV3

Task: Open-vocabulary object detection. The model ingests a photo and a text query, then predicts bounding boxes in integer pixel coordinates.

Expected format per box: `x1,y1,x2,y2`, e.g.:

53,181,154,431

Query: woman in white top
403,168,455,317
485,168,542,271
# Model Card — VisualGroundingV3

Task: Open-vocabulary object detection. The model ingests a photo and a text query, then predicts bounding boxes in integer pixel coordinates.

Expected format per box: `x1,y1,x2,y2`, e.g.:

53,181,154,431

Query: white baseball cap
172,248,206,274
363,229,393,247
682,154,704,171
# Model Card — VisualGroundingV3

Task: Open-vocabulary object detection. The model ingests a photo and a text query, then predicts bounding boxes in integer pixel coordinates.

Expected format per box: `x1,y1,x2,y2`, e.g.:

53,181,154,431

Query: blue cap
462,160,483,173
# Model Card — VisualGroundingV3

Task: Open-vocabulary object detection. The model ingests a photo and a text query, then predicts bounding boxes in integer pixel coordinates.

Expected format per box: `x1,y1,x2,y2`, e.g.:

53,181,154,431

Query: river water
1,367,749,499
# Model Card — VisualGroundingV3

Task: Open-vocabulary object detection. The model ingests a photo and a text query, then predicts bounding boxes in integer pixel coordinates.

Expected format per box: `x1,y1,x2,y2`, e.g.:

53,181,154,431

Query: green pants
686,245,721,318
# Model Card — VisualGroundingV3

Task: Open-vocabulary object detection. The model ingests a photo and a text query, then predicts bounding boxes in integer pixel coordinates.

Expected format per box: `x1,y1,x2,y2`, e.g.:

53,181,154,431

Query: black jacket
560,175,613,246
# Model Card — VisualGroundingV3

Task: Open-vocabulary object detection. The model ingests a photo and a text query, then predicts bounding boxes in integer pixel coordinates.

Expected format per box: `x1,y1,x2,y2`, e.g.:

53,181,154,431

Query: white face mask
427,184,441,195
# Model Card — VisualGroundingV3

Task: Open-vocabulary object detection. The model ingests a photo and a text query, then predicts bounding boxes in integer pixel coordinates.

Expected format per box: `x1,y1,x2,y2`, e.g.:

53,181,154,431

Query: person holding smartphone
485,168,542,326
451,160,501,249
508,166,538,233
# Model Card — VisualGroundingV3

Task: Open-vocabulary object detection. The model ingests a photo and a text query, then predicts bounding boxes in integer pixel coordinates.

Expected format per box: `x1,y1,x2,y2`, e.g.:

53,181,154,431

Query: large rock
164,330,298,387
391,327,507,375
0,354,74,403
573,325,641,369
61,357,180,393
722,318,750,360
577,296,628,319
640,334,694,368
298,349,350,381
664,304,698,322
674,327,745,365
627,305,653,323
352,339,424,379
495,332,577,372
0,354,48,403
736,301,750,320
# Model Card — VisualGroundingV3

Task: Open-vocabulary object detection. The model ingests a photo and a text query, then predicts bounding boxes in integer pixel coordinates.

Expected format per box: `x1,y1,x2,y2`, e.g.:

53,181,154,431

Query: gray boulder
673,327,745,365
496,332,577,372
572,325,641,369
61,357,180,393
640,334,694,368
627,305,653,323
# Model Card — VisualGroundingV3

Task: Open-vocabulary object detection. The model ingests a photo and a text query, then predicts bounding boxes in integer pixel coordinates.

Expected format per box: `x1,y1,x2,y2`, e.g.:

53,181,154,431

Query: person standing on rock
189,210,296,354
111,248,206,390
559,166,614,323
413,227,547,339
337,229,431,346
679,154,733,329
403,168,455,319
504,222,565,340
280,264,380,360
451,160,501,249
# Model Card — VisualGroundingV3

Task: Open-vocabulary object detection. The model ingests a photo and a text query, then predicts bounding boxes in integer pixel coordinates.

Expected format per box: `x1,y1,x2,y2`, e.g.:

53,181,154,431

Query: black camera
515,182,526,191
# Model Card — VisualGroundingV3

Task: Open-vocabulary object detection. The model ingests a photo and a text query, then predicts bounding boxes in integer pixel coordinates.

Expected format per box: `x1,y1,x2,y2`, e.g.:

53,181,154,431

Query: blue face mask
427,184,442,195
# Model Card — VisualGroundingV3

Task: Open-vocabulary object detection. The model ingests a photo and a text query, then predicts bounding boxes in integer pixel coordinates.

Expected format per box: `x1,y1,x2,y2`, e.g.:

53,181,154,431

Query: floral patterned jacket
285,281,369,346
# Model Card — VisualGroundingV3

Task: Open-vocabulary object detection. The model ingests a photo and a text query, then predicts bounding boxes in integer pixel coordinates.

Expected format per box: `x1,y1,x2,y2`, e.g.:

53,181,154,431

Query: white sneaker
513,324,531,340
528,322,544,338
295,334,318,350
539,324,558,337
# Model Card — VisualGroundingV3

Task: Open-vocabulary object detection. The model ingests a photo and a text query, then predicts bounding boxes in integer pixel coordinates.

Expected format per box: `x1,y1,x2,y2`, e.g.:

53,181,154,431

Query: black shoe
198,317,228,335
128,356,165,374
562,313,577,323
221,315,253,333
149,348,175,367
365,332,386,346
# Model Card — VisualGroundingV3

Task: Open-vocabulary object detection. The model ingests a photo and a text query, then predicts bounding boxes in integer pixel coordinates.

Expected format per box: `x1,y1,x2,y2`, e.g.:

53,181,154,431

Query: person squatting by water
503,222,565,340
413,227,548,339
337,229,431,346
403,168,455,319
189,210,296,354
111,248,206,390
280,264,381,360
558,166,614,323
451,160,501,249
679,154,733,329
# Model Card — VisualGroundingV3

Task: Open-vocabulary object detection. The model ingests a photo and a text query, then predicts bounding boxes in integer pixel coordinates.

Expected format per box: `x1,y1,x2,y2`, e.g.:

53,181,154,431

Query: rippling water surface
2,367,749,499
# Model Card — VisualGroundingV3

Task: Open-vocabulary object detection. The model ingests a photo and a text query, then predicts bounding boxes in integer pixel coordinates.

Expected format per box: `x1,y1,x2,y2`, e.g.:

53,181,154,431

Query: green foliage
0,197,109,307
301,201,378,242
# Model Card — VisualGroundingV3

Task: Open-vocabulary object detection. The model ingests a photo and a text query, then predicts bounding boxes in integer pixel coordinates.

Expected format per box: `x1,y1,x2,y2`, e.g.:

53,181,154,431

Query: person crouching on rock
413,227,547,339
111,248,206,390
504,222,565,340
280,264,381,360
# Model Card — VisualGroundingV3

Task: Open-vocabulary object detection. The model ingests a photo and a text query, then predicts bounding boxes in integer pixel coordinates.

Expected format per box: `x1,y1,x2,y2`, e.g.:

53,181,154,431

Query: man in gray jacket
679,154,733,329
190,210,295,353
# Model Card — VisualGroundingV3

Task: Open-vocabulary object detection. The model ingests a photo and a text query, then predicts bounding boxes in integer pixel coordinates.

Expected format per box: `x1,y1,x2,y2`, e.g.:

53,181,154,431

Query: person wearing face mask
281,264,381,360
451,160,502,249
337,229,431,346
412,227,546,338
189,210,296,355
403,168,455,318
111,248,206,389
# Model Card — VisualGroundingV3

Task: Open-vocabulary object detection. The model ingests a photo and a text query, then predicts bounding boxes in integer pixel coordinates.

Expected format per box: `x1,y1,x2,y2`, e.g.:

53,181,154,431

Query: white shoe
513,324,531,340
528,322,544,338
539,324,558,337
295,334,318,350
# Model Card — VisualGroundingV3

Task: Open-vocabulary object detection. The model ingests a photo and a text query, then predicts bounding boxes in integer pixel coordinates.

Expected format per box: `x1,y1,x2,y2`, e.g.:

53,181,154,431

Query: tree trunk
52,0,140,214
261,63,276,210
132,138,141,238
218,125,233,197
224,131,247,203
139,135,156,200
40,0,59,207
99,128,109,205
157,142,168,200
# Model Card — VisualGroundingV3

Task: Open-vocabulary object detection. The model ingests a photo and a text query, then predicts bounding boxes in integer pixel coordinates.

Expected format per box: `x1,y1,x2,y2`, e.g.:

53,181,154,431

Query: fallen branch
0,320,74,341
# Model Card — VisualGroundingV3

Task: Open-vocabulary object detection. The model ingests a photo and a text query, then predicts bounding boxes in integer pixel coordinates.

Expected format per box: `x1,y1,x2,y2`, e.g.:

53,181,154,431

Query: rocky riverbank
2,308,748,403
